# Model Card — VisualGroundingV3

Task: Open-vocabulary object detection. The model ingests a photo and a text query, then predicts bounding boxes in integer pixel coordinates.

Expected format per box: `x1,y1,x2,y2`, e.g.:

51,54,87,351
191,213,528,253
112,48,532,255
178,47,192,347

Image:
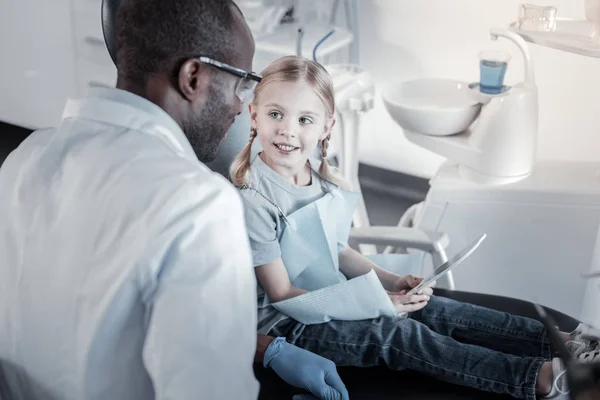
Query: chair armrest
349,226,449,254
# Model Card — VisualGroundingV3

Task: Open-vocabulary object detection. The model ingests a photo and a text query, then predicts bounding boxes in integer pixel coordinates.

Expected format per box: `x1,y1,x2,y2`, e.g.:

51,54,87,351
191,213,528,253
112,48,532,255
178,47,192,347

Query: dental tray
509,18,600,58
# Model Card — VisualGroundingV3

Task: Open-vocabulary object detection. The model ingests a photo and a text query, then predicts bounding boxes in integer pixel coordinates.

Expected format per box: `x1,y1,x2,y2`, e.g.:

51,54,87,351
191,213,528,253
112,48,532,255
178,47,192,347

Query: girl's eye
299,117,313,124
269,111,282,119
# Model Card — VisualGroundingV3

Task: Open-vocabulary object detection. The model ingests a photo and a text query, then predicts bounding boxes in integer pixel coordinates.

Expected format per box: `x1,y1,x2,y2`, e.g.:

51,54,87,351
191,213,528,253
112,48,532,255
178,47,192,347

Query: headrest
101,0,123,65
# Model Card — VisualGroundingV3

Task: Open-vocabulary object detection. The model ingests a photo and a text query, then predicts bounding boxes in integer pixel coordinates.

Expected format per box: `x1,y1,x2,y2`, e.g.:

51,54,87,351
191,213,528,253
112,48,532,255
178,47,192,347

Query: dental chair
100,1,578,398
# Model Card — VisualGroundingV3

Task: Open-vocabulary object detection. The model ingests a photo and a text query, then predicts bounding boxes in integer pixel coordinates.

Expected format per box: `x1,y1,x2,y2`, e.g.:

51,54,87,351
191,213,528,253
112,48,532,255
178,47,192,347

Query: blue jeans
269,295,552,400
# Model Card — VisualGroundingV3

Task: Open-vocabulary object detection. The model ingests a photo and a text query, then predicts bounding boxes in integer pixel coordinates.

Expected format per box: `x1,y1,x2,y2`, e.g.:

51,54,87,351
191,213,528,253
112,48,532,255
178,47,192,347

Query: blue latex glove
264,337,349,400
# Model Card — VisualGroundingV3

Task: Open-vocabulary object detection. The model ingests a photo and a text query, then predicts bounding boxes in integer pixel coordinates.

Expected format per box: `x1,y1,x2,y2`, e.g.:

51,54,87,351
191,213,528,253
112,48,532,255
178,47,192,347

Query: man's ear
320,117,336,141
177,58,210,102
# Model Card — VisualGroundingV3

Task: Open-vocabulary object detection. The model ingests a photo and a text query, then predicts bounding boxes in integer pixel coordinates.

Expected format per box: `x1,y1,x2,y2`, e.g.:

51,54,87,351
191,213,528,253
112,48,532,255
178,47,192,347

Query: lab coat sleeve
140,179,259,400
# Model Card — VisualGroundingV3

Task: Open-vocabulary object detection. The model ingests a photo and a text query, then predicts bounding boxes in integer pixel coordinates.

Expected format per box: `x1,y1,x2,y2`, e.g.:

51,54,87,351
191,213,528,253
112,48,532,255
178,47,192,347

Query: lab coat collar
61,87,197,160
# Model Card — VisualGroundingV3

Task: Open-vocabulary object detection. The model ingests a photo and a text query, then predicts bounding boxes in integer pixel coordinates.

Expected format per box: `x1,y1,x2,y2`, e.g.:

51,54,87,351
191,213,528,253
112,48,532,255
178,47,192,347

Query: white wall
0,0,116,131
355,0,600,178
0,0,78,130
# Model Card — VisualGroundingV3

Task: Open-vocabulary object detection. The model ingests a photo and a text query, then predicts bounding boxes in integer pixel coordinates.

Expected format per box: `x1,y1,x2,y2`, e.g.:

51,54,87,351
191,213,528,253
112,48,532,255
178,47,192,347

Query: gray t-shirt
239,155,328,334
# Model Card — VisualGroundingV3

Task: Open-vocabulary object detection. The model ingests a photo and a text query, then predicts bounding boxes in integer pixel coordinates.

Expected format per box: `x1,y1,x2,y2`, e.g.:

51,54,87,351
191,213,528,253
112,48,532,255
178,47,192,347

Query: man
0,0,347,399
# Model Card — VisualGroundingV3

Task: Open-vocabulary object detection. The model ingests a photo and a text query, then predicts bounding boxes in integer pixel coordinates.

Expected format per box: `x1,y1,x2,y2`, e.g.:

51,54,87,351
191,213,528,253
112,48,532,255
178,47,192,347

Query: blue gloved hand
264,337,349,400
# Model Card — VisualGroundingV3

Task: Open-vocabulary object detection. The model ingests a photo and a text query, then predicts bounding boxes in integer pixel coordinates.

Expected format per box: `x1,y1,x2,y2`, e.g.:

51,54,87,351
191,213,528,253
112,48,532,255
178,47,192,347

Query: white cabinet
0,0,116,130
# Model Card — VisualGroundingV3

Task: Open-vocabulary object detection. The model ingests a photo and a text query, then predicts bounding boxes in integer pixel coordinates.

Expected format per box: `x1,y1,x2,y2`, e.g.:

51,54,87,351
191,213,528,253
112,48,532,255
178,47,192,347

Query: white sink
382,79,481,136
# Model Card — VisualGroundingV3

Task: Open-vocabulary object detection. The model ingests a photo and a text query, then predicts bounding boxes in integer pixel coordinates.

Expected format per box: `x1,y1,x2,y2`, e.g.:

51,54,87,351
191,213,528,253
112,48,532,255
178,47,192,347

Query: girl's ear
249,103,258,130
320,117,336,141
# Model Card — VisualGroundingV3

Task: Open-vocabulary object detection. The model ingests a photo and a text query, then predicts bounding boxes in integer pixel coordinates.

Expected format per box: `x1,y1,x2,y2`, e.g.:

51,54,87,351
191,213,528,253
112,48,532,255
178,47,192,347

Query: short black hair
116,0,239,87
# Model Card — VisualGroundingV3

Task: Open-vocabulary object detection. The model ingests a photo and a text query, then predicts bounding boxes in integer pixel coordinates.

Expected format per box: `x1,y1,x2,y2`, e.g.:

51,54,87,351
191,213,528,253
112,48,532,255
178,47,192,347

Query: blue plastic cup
479,51,511,94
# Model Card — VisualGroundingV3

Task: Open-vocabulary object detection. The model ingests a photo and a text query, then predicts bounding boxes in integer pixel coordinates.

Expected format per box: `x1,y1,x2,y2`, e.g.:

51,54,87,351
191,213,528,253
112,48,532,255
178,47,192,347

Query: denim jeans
269,295,553,400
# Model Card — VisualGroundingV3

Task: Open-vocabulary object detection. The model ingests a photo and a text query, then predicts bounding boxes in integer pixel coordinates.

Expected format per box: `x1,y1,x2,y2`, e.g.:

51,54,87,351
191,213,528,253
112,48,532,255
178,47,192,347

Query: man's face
183,4,255,163
182,75,239,163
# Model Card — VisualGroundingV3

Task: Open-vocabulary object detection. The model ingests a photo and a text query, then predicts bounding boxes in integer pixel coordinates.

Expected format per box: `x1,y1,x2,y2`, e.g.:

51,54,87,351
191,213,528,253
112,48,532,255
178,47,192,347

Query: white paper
271,270,398,325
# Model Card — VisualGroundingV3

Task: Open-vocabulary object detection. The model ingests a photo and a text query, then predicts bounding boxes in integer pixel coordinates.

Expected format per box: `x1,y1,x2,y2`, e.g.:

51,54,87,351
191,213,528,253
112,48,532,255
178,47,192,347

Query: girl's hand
394,274,435,296
386,290,430,313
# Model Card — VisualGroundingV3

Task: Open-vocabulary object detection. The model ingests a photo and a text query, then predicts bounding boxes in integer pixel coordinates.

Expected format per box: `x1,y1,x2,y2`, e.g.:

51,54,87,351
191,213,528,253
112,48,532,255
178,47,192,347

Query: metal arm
349,226,455,290
350,226,448,253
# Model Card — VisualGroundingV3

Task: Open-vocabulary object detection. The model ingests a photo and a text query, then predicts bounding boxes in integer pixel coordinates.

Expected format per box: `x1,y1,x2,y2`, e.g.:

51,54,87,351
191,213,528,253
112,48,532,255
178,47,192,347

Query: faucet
489,28,536,86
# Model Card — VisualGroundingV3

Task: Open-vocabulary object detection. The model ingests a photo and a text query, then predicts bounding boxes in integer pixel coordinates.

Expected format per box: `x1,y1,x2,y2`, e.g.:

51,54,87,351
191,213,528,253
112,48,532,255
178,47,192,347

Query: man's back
0,88,259,400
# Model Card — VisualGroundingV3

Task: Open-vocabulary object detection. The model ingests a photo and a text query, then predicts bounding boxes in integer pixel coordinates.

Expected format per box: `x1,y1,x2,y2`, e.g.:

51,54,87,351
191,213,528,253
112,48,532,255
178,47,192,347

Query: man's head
115,0,256,162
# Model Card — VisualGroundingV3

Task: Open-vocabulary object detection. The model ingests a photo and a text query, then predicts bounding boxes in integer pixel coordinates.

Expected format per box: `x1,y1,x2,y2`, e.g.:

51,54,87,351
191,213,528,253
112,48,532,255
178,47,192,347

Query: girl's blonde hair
229,55,347,189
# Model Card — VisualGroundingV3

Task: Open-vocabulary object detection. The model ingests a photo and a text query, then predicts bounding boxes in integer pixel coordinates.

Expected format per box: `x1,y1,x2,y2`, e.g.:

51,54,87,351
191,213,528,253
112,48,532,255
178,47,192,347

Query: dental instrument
312,29,336,62
238,0,357,62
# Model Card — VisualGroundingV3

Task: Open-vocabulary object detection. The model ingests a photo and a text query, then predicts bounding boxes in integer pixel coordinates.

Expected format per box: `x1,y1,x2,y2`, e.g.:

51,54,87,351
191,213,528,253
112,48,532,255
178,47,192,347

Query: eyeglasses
172,56,261,103
197,56,261,103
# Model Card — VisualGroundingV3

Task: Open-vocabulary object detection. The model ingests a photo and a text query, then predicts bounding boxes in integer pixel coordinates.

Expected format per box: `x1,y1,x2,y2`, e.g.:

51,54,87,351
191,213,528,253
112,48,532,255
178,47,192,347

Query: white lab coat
0,88,260,400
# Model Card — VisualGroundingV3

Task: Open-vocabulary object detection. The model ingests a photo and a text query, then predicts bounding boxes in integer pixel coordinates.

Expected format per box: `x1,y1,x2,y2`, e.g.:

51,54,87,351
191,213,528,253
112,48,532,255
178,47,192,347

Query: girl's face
249,80,334,175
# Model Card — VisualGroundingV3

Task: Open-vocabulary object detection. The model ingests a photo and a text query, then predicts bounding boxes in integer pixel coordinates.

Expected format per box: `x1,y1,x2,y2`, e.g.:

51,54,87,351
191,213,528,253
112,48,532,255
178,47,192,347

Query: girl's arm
338,246,400,291
255,258,308,302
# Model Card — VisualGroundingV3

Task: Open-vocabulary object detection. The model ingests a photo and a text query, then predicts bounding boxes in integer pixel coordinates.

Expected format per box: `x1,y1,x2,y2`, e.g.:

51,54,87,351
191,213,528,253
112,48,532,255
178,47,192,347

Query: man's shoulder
146,161,240,207
190,168,240,203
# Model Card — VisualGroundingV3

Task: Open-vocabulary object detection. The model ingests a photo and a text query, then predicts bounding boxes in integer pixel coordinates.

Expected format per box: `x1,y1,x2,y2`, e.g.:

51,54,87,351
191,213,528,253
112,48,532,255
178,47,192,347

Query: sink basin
382,79,481,136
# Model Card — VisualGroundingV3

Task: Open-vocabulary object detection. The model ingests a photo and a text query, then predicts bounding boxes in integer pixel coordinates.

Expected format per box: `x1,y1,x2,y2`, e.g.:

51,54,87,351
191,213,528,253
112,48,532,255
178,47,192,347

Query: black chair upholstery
256,289,578,400
98,1,580,398
0,367,6,400
101,0,120,65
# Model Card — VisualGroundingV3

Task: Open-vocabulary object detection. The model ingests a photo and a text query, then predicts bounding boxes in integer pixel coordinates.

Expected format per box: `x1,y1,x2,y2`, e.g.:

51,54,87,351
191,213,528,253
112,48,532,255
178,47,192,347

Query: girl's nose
278,120,297,138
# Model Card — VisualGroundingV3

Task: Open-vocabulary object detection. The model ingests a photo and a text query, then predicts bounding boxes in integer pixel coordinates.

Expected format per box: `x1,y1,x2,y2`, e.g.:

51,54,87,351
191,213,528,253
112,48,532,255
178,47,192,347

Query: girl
230,55,599,400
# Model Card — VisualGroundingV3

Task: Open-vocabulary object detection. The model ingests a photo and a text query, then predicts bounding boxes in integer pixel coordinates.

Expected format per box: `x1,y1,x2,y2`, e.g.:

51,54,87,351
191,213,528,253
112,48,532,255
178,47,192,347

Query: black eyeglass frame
197,56,262,82
171,56,262,83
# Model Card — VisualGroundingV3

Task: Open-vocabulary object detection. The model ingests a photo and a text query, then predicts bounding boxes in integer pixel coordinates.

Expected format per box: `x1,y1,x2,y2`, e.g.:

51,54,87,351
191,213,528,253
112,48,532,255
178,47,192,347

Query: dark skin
116,3,275,364
117,3,255,161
